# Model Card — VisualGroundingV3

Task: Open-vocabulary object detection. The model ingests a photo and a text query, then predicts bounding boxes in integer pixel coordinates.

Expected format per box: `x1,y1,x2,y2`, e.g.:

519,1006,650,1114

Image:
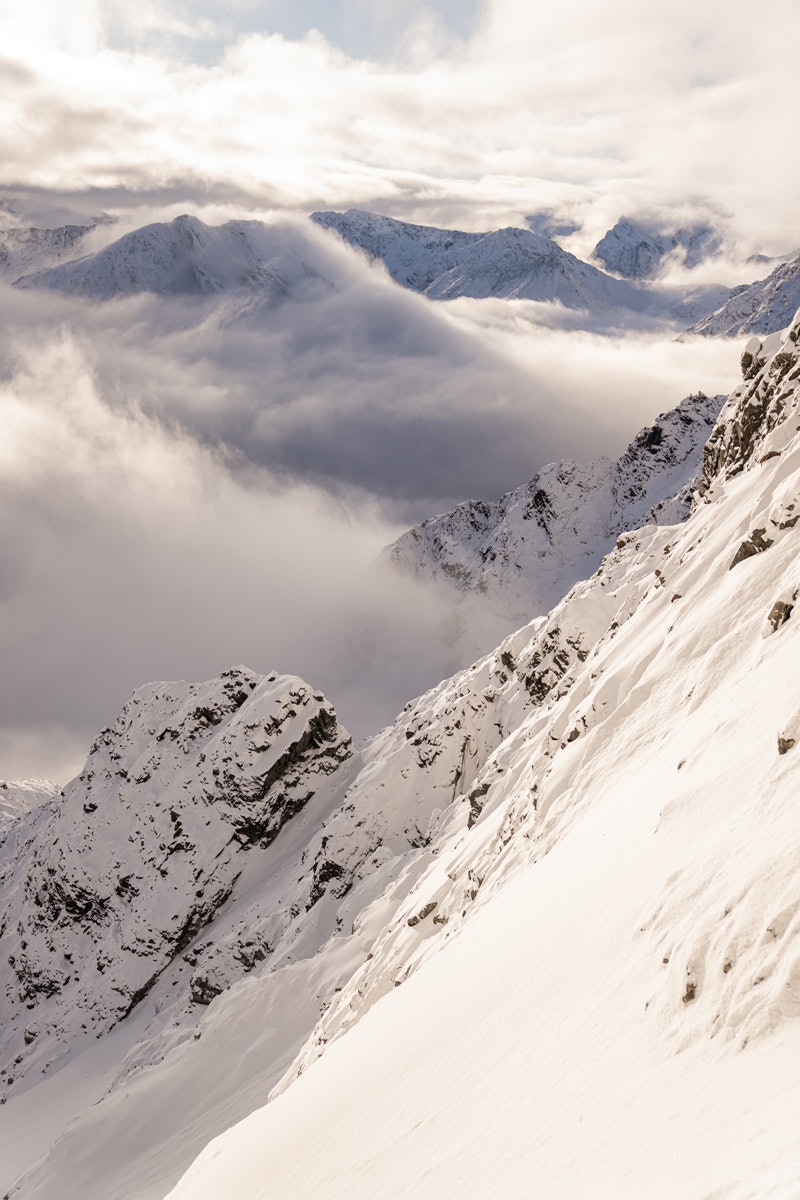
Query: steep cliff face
386,391,723,625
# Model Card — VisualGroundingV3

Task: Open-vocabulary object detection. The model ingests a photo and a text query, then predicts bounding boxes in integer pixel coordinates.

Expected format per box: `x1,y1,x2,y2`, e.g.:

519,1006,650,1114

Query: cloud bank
2,0,799,252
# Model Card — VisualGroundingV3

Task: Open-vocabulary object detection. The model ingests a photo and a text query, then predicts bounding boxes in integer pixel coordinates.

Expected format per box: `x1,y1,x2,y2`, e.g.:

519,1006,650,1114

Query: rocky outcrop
0,667,352,1093
699,316,800,493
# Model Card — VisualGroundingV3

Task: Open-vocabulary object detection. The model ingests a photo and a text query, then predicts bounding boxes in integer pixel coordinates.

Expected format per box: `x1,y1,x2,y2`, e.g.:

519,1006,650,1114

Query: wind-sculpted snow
6,315,800,1200
12,215,329,302
386,391,723,625
163,312,800,1200
686,254,800,337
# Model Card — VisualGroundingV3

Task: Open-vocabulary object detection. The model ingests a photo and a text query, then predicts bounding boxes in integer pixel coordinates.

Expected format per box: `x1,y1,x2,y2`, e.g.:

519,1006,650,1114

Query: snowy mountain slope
311,208,647,310
165,313,800,1200
386,390,723,626
12,216,328,302
4,316,800,1199
0,780,59,837
686,253,800,337
593,216,723,279
0,224,101,280
310,209,736,325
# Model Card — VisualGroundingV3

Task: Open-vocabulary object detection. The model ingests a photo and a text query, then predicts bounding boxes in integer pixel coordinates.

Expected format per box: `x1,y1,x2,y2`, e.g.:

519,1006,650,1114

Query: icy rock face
0,667,352,1093
311,208,643,310
387,391,723,623
0,223,100,280
699,321,800,493
593,217,722,279
686,254,800,337
13,215,328,301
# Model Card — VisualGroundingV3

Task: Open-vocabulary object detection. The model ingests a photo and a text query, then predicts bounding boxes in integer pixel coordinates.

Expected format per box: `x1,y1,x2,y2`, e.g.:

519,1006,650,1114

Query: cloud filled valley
0,219,739,782
2,4,800,1197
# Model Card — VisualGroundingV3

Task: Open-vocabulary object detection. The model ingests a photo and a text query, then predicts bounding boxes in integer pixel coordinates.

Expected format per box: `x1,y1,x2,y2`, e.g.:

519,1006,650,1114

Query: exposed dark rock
729,528,774,570
766,600,794,633
407,902,437,927
777,737,796,755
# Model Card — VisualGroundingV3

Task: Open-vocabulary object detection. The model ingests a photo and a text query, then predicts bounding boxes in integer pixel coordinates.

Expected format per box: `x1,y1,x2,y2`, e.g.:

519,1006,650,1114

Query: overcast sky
0,0,796,782
2,0,799,250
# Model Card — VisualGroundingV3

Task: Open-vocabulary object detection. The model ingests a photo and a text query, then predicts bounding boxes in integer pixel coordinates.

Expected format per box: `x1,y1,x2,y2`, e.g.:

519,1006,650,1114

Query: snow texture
311,208,647,309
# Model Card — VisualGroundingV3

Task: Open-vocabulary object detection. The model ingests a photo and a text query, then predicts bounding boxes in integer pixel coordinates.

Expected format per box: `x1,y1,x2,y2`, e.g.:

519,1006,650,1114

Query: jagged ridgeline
2,312,800,1200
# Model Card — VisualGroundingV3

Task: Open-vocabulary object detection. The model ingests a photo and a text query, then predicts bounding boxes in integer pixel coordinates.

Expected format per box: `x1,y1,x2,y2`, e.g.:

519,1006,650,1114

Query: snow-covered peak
386,391,723,629
594,216,723,279
12,216,328,301
0,779,59,837
311,208,644,310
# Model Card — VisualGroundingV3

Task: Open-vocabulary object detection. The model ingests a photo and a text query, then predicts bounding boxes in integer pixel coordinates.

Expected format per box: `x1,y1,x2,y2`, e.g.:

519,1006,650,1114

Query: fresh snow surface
686,253,800,337
12,215,329,303
164,311,800,1199
4,316,800,1200
386,391,723,637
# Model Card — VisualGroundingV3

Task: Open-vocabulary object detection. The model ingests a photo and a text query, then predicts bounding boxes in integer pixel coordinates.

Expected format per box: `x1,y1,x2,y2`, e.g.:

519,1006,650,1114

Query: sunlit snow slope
3,318,800,1200
166,314,800,1200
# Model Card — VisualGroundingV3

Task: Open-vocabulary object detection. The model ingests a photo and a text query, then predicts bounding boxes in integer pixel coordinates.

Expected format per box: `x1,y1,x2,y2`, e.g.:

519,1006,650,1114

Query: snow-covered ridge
0,779,59,837
5,314,800,1199
0,223,101,281
686,253,800,337
386,391,723,624
12,215,329,302
164,310,800,1200
311,207,646,310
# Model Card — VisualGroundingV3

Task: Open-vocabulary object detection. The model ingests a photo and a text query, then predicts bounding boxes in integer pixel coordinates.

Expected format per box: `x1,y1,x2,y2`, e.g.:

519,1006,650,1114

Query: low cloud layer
0,226,743,784
0,331,472,781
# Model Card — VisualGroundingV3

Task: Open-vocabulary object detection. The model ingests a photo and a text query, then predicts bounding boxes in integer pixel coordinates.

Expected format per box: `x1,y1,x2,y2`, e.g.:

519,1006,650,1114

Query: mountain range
3,307,800,1198
8,208,800,339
